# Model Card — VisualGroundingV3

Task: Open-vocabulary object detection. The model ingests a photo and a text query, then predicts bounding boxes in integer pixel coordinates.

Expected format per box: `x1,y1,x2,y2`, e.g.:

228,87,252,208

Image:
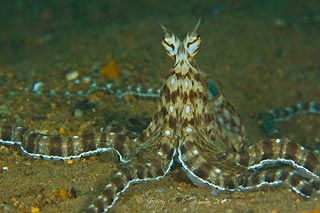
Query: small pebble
221,199,230,204
82,76,91,83
155,189,164,193
73,79,80,84
74,109,83,117
32,82,44,92
66,70,79,81
274,18,287,27
211,190,218,196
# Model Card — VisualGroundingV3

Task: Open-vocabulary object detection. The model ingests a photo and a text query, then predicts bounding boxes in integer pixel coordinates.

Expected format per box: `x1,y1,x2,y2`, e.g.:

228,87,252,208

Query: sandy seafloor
0,0,320,212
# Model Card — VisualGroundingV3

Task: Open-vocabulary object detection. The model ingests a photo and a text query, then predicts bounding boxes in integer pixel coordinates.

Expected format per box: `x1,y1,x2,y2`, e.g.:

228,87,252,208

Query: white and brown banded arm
258,101,320,136
178,131,240,192
235,139,320,180
206,93,245,153
260,101,320,123
86,133,176,213
86,155,175,213
0,125,134,161
237,167,320,198
179,132,320,198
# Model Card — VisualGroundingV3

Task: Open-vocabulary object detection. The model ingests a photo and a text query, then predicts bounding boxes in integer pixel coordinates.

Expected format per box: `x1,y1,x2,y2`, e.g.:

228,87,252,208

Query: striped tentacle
86,114,177,212
207,93,245,153
0,125,133,161
86,148,176,212
235,139,320,180
237,167,320,198
178,132,241,192
115,84,161,99
178,133,320,198
264,101,320,123
258,101,320,136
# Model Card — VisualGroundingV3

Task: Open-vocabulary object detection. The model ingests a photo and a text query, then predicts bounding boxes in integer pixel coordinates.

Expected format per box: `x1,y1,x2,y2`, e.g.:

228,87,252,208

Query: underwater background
0,0,320,212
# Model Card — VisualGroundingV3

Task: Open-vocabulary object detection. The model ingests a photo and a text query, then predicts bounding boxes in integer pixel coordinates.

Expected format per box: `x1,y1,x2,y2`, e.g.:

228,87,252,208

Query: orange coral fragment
59,127,65,134
99,59,120,80
67,159,74,165
31,206,40,213
59,189,69,201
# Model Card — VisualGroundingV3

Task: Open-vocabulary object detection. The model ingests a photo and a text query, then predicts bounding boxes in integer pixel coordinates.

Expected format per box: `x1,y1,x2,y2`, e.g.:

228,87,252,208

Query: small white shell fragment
32,81,44,92
82,76,91,83
66,70,79,81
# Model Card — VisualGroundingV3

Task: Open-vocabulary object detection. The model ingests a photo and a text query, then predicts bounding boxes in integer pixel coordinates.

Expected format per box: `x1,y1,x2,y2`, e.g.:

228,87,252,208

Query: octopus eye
163,36,175,51
185,33,201,57
187,33,198,47
162,33,180,58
